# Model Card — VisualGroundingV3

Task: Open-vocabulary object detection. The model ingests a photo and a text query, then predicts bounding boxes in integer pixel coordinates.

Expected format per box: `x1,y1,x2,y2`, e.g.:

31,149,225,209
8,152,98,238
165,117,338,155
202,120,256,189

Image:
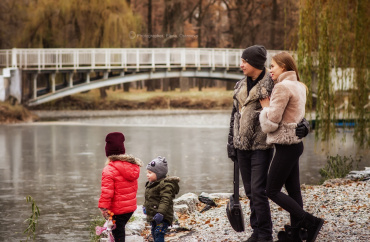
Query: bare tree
0,1,23,48
222,0,298,49
163,0,184,47
148,0,153,47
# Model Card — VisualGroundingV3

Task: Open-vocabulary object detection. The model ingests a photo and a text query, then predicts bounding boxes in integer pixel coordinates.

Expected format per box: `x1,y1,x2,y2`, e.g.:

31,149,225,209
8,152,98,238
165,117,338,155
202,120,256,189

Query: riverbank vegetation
319,155,361,184
89,216,106,242
24,196,40,241
28,87,234,111
0,101,36,124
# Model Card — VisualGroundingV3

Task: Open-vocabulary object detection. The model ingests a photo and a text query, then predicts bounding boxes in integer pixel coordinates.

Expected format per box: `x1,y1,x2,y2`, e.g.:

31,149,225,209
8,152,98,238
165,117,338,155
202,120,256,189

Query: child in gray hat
143,156,180,242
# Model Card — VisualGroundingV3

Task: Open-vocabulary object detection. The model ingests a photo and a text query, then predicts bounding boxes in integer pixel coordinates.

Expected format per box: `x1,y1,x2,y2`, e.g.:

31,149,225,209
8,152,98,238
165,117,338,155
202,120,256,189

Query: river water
0,111,368,241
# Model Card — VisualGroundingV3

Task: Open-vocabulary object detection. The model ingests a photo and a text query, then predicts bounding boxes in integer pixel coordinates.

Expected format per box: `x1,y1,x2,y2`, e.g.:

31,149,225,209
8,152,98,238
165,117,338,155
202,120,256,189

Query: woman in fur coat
98,132,143,241
259,52,324,242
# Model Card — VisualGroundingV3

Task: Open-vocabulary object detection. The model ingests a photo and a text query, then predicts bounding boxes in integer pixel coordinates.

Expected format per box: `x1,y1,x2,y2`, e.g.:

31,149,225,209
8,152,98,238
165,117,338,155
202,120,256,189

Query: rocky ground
124,173,370,242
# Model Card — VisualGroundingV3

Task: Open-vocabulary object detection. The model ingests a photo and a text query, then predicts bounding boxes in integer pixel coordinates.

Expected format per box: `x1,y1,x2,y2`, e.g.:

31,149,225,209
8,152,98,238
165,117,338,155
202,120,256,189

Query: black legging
266,142,305,225
112,212,133,241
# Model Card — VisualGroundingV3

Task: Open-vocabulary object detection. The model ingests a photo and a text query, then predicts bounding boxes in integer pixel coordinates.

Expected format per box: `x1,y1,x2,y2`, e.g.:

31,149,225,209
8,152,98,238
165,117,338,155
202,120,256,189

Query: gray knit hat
241,45,267,70
146,156,168,180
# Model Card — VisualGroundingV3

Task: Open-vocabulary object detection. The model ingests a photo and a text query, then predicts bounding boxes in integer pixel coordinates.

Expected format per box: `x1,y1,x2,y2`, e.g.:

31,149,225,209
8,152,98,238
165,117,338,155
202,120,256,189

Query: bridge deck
0,48,282,105
0,48,281,71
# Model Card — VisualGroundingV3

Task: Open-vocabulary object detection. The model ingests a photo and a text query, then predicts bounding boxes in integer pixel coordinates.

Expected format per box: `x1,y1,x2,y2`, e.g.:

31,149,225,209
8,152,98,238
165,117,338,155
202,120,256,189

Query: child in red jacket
98,132,143,241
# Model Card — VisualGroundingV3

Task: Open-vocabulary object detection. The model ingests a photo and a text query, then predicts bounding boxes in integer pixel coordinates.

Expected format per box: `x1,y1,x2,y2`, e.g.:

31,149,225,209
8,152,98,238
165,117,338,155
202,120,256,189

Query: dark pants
266,142,304,224
112,212,133,242
151,221,169,242
237,148,273,239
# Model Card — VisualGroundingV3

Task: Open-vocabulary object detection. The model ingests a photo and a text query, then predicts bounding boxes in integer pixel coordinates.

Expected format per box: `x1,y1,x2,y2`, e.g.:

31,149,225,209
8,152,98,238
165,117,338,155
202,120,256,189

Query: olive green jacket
144,176,180,224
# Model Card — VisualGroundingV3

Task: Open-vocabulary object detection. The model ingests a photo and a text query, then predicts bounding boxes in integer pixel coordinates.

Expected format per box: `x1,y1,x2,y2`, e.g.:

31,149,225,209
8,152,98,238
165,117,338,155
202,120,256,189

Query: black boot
275,225,298,242
286,225,304,242
276,225,303,242
276,229,288,241
298,213,324,242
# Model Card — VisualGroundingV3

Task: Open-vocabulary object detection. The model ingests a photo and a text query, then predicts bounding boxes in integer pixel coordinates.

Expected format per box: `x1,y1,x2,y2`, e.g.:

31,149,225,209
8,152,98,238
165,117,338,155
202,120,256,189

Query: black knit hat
241,45,267,70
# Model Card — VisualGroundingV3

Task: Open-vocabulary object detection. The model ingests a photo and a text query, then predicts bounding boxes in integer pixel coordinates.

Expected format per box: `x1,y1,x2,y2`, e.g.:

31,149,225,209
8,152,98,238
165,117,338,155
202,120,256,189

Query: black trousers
237,148,273,239
266,142,304,225
112,212,133,242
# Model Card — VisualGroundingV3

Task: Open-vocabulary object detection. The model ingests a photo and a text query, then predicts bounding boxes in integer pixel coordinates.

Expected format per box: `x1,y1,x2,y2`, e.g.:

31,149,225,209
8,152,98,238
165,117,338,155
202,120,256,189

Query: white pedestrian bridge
0,48,280,105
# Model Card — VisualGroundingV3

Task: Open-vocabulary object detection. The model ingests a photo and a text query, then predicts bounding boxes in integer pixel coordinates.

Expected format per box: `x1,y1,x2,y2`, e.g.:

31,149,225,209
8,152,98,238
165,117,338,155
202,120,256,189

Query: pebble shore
127,177,369,242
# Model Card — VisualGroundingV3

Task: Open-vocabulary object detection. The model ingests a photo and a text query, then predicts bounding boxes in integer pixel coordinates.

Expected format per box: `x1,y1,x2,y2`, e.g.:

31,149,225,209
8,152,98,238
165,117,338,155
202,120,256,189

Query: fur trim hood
106,154,143,166
146,176,181,187
163,176,180,183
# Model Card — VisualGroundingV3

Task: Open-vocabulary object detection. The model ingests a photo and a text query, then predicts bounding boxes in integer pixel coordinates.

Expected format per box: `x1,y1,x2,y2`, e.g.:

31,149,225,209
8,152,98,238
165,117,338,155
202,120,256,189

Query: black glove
227,143,237,162
227,135,237,162
296,118,310,139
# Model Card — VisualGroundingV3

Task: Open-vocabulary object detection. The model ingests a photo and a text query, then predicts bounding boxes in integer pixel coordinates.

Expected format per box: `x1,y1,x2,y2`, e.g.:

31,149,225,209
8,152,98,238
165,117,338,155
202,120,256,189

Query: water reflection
0,114,368,241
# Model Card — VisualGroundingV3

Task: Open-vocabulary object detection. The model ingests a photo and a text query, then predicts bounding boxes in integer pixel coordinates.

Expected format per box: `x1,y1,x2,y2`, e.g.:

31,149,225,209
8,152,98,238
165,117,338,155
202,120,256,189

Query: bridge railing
0,48,254,71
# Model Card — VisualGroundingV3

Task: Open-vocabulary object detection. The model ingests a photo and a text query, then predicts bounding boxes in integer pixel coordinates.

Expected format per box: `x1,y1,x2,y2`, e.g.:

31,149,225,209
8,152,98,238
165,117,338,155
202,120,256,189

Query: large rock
346,167,370,180
126,235,144,242
200,190,244,200
208,192,234,199
126,205,146,236
174,204,190,214
173,193,199,214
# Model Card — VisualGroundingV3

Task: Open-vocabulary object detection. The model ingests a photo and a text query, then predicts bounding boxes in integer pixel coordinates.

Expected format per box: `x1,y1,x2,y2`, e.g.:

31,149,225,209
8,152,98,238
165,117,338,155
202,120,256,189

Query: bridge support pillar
51,73,56,93
103,71,109,79
0,68,22,103
86,73,90,83
0,72,8,101
69,72,74,87
32,73,38,99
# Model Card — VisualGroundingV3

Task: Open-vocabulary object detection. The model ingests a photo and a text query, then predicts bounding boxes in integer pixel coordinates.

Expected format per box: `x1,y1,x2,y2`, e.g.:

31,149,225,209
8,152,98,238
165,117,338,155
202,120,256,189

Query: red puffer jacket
98,154,143,215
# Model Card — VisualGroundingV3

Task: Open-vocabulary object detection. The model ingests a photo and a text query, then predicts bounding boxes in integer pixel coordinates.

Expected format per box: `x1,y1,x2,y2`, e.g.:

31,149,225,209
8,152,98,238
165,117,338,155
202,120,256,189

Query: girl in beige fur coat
259,52,324,242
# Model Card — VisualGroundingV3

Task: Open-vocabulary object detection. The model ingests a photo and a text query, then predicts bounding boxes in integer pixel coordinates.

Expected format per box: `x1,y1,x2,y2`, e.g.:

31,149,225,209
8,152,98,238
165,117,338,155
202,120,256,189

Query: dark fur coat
229,69,274,150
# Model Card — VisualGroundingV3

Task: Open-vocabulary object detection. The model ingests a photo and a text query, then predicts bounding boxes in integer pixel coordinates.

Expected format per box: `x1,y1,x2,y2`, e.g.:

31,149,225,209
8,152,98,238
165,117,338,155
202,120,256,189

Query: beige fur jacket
259,71,306,145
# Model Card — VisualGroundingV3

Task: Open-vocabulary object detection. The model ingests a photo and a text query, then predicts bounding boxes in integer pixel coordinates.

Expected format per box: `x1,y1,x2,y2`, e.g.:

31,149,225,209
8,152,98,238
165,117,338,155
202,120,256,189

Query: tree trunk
197,0,202,47
124,83,130,92
180,77,190,92
162,79,169,91
169,78,177,91
226,81,236,90
146,80,155,91
198,79,203,91
148,0,153,47
99,87,107,99
270,0,278,49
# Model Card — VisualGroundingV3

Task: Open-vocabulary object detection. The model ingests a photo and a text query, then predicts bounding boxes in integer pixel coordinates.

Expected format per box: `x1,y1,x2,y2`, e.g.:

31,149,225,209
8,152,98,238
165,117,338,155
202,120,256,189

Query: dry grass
30,87,234,110
78,87,232,101
0,102,37,123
